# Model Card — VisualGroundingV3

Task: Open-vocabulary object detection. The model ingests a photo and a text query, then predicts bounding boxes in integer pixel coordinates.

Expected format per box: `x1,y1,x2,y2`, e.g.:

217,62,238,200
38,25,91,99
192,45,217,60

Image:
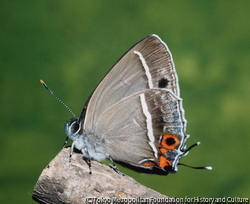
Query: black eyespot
166,137,175,146
158,78,169,88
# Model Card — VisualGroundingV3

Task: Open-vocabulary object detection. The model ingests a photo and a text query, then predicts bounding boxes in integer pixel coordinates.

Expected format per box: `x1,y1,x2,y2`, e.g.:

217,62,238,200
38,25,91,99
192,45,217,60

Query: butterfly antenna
40,79,76,118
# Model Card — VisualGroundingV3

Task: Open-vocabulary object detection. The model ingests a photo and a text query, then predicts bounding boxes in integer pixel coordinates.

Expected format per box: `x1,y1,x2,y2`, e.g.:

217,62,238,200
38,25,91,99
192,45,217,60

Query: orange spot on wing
160,135,180,150
159,147,167,154
158,156,171,168
143,162,157,167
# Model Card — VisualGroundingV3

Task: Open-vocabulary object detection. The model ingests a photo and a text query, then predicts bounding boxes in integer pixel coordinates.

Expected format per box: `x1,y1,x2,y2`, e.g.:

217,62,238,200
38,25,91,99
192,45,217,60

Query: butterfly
42,34,211,175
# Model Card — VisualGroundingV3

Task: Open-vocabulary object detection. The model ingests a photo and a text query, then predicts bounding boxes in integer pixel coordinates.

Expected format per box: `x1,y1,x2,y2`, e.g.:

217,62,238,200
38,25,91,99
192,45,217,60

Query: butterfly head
65,118,83,140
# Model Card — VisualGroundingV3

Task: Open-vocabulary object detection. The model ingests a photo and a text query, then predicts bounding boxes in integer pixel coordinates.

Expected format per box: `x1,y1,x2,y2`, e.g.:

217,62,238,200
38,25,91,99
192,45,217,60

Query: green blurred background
1,1,249,203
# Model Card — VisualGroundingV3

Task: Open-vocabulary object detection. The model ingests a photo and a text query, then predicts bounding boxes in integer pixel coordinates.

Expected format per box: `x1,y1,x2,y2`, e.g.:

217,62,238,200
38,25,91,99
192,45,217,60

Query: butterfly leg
69,142,92,174
69,141,75,162
108,157,125,176
82,147,92,174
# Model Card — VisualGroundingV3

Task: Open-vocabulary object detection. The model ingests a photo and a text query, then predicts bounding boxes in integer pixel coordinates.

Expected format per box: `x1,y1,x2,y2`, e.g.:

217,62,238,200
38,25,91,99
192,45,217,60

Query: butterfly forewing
82,35,179,131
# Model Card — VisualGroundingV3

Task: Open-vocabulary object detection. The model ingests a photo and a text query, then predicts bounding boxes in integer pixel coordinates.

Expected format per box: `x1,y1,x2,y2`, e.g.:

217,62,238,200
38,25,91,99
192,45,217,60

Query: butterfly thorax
65,118,108,161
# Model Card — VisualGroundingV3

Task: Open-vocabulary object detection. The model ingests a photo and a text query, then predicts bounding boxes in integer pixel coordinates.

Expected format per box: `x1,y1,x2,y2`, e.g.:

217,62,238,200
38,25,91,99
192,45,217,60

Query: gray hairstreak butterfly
41,34,212,175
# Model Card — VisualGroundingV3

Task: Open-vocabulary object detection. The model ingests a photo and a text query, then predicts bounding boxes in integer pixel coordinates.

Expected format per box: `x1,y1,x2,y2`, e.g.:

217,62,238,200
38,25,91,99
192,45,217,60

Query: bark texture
32,147,167,204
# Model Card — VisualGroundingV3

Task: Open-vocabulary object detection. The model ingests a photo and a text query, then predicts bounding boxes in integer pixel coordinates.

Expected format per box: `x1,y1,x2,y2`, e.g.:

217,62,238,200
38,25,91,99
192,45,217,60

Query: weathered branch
32,147,167,204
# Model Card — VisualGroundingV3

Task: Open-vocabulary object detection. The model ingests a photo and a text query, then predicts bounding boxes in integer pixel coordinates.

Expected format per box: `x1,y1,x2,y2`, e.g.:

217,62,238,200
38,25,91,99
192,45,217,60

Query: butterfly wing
82,35,180,132
75,34,187,173
64,34,212,173
91,88,187,172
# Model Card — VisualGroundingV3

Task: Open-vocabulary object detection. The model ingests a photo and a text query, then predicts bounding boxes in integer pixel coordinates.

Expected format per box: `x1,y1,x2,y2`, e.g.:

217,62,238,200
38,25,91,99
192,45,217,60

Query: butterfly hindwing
90,88,187,172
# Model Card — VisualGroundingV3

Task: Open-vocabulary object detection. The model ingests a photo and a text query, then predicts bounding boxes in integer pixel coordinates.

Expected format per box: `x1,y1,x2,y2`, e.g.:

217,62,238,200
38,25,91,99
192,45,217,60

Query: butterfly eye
66,119,81,136
71,122,80,134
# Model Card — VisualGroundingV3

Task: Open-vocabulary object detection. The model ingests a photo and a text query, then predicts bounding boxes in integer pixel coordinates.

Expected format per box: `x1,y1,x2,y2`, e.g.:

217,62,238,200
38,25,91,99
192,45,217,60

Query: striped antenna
40,79,76,118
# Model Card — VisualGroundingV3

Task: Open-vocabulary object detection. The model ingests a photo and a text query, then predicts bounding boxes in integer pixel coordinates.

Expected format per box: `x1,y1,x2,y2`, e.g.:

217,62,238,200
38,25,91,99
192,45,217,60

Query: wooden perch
32,147,168,204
